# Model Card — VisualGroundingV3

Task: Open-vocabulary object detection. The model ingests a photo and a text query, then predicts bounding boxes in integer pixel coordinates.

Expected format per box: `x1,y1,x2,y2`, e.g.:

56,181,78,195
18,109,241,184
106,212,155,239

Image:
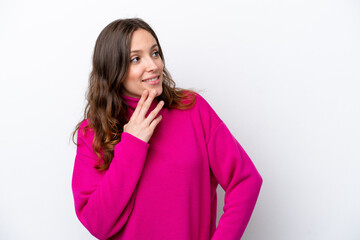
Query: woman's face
121,29,164,98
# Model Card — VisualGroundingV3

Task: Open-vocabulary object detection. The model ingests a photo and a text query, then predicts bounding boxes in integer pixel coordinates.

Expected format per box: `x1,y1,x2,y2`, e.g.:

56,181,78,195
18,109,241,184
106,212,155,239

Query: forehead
130,29,157,50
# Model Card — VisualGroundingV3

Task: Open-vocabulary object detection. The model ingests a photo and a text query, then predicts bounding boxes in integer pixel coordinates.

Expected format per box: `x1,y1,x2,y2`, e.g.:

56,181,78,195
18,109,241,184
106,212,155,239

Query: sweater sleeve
208,122,263,240
71,121,149,239
195,94,262,240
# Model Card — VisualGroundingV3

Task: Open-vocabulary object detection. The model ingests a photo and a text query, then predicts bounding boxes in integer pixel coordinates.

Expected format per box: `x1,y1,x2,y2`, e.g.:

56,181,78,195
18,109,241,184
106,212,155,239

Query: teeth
143,77,158,82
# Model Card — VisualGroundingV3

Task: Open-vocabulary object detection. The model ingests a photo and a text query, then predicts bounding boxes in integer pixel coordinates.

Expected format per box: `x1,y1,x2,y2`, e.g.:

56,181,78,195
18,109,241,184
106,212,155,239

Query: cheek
127,67,143,80
123,67,143,91
158,60,164,70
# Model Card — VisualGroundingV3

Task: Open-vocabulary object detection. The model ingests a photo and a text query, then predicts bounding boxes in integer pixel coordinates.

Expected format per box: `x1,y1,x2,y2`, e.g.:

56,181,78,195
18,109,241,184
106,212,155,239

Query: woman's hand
123,89,164,143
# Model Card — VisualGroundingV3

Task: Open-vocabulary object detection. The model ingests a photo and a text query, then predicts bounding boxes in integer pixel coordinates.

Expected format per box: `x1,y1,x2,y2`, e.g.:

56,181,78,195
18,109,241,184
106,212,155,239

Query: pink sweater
72,93,262,240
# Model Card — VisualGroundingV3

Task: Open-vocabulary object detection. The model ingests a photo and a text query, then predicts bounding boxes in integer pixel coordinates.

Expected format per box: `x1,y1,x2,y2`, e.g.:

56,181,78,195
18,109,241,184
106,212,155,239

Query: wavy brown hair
72,18,196,170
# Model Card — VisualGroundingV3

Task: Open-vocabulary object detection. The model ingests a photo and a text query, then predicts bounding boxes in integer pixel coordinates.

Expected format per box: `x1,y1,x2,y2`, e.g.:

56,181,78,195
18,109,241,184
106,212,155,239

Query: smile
142,76,159,82
142,76,160,85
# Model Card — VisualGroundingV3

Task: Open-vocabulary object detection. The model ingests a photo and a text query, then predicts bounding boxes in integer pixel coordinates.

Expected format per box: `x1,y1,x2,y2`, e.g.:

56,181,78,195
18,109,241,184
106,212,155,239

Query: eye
130,57,140,63
152,51,160,57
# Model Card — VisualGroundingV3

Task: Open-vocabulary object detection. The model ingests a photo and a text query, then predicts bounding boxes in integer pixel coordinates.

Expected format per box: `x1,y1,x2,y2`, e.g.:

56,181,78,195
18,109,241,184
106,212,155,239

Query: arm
72,90,163,239
208,122,263,240
72,125,149,239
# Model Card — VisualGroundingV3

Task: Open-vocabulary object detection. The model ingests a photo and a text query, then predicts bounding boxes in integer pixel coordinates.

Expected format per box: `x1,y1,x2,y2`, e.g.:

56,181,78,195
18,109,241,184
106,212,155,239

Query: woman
72,18,262,240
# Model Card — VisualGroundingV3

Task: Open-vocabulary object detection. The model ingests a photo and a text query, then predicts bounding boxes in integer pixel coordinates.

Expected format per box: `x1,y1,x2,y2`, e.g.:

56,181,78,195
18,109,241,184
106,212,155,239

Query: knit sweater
72,92,262,240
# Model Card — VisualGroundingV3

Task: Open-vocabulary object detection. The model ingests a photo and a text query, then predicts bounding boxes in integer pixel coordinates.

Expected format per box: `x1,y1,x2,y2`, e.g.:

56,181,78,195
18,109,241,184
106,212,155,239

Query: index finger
138,89,157,118
131,89,148,119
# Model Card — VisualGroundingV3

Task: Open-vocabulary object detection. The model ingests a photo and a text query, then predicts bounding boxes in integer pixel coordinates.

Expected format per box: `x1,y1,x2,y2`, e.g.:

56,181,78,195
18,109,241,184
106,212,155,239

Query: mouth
142,75,160,82
141,75,161,85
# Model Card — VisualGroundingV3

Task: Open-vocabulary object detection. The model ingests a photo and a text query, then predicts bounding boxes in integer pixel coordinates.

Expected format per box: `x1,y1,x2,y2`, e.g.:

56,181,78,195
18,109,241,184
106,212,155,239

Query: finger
144,100,164,125
131,90,148,120
139,89,157,118
149,115,162,131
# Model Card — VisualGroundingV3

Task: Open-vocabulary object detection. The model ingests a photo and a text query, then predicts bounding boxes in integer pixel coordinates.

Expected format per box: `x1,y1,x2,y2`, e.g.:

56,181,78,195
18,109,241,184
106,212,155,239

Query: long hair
72,18,196,170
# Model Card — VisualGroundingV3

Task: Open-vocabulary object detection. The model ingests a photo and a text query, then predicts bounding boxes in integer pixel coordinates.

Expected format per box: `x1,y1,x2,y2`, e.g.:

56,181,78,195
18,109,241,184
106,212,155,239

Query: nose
145,57,158,72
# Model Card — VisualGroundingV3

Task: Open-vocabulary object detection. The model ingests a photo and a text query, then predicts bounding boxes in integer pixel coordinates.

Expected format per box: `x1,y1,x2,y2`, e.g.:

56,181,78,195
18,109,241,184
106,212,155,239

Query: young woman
72,18,262,240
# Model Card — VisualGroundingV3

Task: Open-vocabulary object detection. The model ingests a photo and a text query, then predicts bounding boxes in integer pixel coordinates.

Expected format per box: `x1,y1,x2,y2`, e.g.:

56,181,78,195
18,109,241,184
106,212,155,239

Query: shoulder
79,118,89,129
184,91,223,140
178,90,210,108
194,92,210,108
79,119,91,133
193,92,221,122
77,119,94,144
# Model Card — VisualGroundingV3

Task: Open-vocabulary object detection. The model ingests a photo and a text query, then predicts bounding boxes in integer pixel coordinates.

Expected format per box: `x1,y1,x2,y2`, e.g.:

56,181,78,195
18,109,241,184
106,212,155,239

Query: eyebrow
130,43,158,53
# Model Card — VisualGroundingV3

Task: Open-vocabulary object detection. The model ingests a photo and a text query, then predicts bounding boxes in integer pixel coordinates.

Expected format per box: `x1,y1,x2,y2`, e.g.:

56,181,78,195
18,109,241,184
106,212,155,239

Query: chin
145,87,162,97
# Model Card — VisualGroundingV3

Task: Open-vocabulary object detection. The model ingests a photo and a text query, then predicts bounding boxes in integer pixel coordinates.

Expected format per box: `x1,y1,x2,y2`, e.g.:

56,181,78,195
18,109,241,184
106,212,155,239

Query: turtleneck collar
121,94,159,113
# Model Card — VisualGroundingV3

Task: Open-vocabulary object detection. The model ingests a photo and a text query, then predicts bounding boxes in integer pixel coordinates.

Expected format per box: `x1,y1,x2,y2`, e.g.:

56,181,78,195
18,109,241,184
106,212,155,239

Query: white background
1,0,359,239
